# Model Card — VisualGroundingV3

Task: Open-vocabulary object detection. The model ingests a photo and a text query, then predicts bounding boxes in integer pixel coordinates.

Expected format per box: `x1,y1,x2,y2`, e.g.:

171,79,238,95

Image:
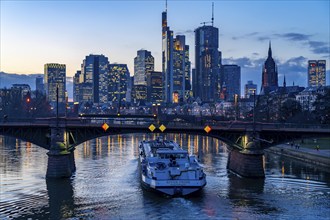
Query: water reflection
0,134,329,219
265,152,330,185
227,174,276,216
46,178,74,219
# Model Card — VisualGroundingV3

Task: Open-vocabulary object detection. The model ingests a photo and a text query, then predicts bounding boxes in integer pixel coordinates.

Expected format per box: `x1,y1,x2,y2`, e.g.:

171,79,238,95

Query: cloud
308,41,330,55
221,56,310,89
276,33,312,41
222,57,263,68
276,56,308,86
254,32,329,56
278,56,307,73
257,36,269,42
232,32,259,40
176,29,194,36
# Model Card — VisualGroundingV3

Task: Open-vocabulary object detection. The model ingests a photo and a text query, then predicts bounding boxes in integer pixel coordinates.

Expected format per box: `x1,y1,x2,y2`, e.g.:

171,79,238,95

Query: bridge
1,115,329,178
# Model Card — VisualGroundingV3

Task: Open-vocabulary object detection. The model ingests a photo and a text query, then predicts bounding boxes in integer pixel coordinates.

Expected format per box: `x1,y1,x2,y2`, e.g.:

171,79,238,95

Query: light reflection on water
0,134,329,220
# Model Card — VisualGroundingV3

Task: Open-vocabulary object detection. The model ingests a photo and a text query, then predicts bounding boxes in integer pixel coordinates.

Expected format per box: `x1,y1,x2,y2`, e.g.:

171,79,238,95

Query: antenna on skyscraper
165,0,167,12
212,2,214,26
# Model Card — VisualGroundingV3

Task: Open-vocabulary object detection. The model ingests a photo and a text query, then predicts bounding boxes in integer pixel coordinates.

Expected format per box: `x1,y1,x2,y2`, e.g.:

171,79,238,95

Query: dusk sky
1,0,329,93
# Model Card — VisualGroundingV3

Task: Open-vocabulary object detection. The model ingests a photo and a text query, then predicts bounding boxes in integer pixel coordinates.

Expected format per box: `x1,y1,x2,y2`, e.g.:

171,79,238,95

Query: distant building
11,84,31,99
221,65,241,101
80,54,110,103
194,24,221,102
126,76,134,104
147,71,163,104
36,76,44,94
108,64,130,104
132,85,147,104
296,86,329,111
244,80,257,98
261,42,278,94
73,70,81,102
44,63,66,113
308,60,326,87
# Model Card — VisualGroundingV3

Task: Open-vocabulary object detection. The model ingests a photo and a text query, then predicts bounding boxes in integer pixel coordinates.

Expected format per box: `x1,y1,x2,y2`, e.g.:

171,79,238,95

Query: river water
0,134,329,219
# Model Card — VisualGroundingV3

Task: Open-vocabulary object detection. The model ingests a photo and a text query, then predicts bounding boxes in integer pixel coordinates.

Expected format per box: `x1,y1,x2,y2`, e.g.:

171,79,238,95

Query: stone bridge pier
46,123,76,178
227,132,265,178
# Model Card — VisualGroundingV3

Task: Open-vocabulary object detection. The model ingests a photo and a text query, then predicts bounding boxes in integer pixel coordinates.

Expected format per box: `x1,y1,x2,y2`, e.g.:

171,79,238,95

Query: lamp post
234,94,238,121
56,85,59,129
253,90,256,134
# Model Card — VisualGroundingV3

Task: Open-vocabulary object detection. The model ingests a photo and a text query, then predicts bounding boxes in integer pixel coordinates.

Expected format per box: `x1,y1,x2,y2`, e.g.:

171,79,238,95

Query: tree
313,87,330,124
279,99,302,122
30,91,52,118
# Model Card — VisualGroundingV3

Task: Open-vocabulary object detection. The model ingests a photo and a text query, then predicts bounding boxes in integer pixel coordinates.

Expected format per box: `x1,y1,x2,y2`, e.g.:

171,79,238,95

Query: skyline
1,0,329,93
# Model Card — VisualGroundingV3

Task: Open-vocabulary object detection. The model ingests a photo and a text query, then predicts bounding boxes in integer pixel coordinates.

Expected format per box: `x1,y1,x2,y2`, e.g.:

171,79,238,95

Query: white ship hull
139,137,206,196
141,174,206,196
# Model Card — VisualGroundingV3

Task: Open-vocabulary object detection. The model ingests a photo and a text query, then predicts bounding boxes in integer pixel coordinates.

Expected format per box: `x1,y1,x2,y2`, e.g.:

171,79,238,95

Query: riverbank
266,144,330,169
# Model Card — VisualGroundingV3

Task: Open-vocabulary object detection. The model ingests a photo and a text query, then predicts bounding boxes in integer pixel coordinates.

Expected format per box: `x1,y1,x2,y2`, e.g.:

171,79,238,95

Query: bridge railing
1,117,330,130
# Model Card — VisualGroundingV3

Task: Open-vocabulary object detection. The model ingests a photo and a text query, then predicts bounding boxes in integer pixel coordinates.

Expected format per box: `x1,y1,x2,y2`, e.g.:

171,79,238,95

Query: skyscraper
173,35,191,103
44,63,66,113
261,42,278,94
220,65,241,101
133,50,154,103
147,71,163,103
73,70,81,102
162,5,191,104
36,76,44,94
244,80,257,98
108,64,130,104
308,60,326,87
162,5,174,103
194,25,221,102
80,54,110,103
134,50,154,86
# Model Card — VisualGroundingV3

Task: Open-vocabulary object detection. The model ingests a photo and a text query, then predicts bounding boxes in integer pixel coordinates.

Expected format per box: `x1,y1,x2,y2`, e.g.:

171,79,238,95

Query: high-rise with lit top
44,63,66,113
308,60,326,87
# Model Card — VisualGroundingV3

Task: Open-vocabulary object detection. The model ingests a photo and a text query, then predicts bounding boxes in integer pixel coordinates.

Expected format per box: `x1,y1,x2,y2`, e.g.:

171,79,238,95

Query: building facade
80,54,110,103
194,25,221,102
73,71,81,102
261,42,278,94
162,7,174,103
147,71,163,104
36,76,44,94
133,50,154,103
244,80,257,98
134,50,154,86
220,65,241,101
308,60,326,87
44,63,66,113
296,86,328,111
108,64,130,104
173,35,191,103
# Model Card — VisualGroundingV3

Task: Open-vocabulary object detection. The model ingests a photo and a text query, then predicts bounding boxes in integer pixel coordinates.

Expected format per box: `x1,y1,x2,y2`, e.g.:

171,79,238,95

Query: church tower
261,41,278,94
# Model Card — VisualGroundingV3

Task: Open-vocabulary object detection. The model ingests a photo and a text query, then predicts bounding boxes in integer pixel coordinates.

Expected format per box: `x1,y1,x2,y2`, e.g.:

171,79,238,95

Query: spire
212,2,214,26
165,0,167,12
268,41,272,58
283,74,286,88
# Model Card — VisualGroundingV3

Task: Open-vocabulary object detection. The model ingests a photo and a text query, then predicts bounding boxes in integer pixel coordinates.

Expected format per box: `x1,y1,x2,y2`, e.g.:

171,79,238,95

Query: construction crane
200,21,213,26
200,2,215,26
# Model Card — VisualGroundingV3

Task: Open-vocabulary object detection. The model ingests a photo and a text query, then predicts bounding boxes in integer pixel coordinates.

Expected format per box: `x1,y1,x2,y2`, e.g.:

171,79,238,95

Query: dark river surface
0,133,329,219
